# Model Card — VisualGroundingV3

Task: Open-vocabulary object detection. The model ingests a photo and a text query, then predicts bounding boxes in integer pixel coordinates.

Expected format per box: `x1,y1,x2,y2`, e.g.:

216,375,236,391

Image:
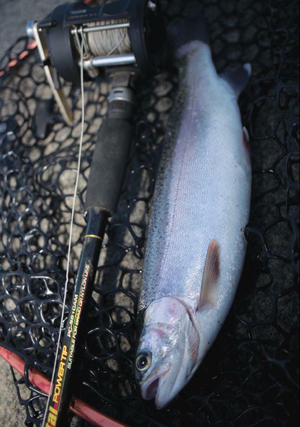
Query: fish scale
136,37,252,409
139,43,251,313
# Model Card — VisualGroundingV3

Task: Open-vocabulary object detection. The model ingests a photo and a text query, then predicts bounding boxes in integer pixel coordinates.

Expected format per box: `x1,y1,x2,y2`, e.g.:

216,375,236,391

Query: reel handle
85,72,136,216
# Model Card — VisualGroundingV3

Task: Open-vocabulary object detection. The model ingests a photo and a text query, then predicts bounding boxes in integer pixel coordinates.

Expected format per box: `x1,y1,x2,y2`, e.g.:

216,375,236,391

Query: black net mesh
0,0,299,426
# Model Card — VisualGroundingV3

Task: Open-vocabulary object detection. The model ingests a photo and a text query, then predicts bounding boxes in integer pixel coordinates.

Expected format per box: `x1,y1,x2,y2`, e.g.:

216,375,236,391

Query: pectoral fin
220,63,251,97
198,239,220,310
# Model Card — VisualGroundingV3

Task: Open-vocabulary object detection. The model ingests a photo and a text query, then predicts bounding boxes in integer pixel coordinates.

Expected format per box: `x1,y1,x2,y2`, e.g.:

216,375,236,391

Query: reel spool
28,0,166,85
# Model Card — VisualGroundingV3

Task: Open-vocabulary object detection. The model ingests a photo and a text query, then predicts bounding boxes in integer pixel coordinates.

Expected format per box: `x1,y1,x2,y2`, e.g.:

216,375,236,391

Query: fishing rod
26,1,166,426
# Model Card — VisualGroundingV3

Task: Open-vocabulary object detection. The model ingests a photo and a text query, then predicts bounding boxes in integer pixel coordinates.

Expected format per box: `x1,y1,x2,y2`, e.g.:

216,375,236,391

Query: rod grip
85,117,133,216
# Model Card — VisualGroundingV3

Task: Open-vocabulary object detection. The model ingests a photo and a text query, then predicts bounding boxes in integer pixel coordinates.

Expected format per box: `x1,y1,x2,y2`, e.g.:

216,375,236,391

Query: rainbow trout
135,14,252,409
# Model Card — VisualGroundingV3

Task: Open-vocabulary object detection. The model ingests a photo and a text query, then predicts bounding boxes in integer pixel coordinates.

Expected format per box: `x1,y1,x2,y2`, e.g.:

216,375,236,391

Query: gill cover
136,296,200,408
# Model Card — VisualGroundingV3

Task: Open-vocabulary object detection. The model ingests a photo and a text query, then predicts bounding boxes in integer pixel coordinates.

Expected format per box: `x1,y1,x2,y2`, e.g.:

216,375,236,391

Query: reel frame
27,0,166,125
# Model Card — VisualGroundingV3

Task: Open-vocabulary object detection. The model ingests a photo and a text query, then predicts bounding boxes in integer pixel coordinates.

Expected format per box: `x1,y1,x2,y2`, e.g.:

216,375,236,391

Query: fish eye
136,351,152,372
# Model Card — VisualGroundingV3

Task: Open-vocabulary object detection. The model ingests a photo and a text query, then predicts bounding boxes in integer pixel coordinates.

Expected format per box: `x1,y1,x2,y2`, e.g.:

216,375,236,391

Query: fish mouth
145,377,160,400
141,363,171,401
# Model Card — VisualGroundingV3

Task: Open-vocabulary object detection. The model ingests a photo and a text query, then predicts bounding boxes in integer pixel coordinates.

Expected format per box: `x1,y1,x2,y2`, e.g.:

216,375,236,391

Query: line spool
86,19,132,57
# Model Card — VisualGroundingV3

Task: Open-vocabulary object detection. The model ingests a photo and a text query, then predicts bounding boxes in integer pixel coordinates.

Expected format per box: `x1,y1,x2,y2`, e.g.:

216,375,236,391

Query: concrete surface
0,357,26,426
0,0,63,60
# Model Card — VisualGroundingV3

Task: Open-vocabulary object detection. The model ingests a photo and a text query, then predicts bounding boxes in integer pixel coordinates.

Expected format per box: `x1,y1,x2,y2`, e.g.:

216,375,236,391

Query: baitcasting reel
27,0,166,124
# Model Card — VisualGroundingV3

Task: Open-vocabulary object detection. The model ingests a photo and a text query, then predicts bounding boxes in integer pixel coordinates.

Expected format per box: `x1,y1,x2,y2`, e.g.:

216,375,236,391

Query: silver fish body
136,40,252,409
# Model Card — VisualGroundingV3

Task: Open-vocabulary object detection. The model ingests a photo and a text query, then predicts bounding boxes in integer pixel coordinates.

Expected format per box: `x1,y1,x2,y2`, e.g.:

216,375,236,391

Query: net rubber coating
0,0,298,427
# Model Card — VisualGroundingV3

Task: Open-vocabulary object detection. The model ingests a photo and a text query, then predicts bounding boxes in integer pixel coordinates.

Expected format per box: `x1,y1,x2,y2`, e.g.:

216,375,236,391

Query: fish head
135,296,200,409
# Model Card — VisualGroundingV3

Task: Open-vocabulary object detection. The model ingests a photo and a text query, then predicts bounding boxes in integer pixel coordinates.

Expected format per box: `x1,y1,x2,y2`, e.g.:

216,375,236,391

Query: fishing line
87,20,131,57
41,38,86,427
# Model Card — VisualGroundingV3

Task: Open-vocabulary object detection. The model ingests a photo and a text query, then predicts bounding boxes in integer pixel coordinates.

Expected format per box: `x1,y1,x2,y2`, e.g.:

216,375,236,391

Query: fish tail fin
167,6,209,57
220,63,252,97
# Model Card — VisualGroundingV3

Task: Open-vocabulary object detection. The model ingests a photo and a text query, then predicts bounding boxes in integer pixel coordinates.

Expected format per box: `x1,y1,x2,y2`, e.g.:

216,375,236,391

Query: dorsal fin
220,63,251,97
198,240,220,310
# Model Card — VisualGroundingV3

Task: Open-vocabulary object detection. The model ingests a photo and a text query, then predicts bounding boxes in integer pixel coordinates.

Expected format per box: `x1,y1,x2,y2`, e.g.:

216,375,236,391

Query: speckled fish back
138,42,251,315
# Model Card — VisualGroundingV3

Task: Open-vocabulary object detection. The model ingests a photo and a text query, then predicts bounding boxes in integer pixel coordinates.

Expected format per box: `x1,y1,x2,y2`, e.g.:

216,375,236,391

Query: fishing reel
27,0,166,124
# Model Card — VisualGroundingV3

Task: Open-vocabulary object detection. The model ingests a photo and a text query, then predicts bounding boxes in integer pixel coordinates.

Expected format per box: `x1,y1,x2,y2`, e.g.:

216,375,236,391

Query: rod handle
85,115,133,216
